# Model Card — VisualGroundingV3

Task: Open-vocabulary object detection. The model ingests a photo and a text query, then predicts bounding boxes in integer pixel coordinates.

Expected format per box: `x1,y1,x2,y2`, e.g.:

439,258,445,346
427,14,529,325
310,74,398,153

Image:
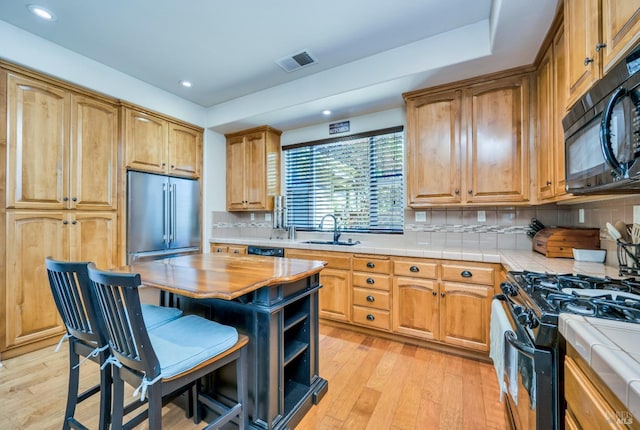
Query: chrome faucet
319,214,341,243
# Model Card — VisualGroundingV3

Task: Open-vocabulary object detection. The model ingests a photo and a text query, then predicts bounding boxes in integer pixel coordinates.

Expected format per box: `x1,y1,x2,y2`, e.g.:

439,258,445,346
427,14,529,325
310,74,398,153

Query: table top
122,254,326,300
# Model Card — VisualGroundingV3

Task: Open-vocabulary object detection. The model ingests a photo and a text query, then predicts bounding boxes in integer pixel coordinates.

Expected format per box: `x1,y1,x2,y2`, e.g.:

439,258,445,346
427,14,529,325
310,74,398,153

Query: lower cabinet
351,255,392,331
3,210,117,356
285,249,352,322
210,243,247,255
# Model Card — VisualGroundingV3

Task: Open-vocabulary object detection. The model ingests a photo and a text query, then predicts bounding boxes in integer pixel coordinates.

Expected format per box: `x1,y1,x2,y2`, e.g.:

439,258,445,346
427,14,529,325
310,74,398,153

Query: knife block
533,227,600,258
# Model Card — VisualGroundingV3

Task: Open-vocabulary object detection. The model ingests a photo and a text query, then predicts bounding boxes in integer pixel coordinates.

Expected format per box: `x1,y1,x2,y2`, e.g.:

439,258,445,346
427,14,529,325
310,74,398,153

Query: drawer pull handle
366,278,375,284
366,262,375,269
366,295,375,302
366,314,375,321
410,265,419,273
461,270,472,278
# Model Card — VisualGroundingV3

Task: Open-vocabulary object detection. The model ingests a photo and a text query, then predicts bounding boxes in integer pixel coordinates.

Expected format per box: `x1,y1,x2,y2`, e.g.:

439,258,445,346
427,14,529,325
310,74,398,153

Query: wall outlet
415,211,426,222
578,208,585,224
634,206,640,224
477,210,486,222
264,213,272,222
250,212,255,221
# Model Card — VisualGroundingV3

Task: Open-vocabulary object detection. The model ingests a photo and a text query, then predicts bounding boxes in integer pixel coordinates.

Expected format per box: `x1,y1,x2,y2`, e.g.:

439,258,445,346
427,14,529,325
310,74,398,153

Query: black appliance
247,245,285,257
496,271,640,430
563,42,640,194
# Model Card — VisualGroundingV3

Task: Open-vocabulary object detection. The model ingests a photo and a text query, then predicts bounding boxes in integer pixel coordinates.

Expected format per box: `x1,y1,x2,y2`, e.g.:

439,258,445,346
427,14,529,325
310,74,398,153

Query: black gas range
497,271,640,430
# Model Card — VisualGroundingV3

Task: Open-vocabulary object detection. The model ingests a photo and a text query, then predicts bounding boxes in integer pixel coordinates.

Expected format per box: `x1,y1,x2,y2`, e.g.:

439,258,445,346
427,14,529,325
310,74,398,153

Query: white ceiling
0,0,559,133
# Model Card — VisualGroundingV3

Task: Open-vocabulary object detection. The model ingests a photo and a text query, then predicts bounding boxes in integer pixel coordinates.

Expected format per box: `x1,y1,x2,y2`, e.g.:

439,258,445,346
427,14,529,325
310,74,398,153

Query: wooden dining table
121,252,328,430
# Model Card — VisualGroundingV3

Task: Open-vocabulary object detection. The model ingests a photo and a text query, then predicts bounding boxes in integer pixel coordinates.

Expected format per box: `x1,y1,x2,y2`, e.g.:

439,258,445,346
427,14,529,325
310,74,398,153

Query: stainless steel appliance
126,171,200,262
247,245,285,257
495,271,640,429
564,43,640,194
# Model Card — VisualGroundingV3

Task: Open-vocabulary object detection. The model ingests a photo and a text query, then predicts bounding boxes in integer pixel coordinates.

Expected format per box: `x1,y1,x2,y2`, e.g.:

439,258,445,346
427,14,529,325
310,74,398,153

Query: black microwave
563,43,640,194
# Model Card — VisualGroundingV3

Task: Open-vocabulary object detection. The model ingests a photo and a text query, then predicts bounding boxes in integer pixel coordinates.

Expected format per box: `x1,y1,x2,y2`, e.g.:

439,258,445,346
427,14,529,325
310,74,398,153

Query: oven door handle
505,330,535,359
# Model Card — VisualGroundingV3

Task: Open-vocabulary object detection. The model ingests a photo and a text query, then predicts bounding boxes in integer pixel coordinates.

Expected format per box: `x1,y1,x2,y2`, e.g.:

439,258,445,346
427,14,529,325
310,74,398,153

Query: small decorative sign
329,121,350,134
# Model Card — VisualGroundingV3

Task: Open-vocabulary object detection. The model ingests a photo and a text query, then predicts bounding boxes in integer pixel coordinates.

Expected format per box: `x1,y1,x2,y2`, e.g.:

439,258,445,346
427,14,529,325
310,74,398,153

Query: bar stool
45,257,184,430
87,264,248,430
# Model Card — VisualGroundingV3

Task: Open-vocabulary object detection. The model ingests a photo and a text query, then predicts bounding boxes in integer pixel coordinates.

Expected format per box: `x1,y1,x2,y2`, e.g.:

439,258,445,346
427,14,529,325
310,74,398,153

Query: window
284,126,404,233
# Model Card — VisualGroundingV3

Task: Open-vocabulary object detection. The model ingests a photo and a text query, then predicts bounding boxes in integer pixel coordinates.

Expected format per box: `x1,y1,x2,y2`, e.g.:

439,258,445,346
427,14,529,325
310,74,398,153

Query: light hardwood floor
0,324,506,429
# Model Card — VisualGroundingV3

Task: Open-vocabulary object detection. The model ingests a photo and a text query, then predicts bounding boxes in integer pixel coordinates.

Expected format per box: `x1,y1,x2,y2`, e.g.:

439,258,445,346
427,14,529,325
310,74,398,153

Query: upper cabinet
537,20,568,201
5,72,118,210
124,107,202,179
565,0,640,109
405,72,530,207
225,126,281,211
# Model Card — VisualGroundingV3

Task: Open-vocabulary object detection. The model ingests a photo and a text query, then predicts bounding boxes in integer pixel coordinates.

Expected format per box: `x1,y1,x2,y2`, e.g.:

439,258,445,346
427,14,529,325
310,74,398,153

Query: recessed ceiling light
27,4,56,21
322,110,331,116
179,80,192,88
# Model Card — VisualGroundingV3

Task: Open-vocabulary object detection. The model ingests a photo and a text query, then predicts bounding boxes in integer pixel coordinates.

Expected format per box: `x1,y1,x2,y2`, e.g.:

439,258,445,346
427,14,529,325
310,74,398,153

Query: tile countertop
560,314,640,422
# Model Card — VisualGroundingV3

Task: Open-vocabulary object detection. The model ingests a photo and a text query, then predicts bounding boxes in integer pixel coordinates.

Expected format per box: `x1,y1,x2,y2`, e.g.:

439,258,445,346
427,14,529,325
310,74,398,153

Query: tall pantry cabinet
0,64,119,358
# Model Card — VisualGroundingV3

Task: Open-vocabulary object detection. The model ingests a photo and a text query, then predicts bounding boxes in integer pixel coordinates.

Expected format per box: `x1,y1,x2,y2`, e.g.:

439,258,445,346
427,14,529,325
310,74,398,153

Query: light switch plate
415,211,426,222
578,208,585,224
634,206,640,224
250,212,255,221
477,210,486,222
264,213,272,222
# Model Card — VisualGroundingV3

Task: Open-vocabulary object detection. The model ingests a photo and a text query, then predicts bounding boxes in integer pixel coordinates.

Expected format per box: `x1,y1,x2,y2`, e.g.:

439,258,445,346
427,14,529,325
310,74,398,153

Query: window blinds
284,126,404,233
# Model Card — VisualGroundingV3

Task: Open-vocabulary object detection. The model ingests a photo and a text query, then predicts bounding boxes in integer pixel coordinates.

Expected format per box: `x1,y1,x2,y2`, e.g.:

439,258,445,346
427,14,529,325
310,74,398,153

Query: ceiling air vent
276,49,318,72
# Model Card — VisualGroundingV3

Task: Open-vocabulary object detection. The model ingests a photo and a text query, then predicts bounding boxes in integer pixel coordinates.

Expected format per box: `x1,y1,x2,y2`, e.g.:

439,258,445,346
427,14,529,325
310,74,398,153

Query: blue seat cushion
141,304,183,330
148,315,239,379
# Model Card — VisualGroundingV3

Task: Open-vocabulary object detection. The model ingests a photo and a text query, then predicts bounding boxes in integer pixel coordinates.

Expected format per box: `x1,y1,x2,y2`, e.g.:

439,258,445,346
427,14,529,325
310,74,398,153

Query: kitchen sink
302,240,360,246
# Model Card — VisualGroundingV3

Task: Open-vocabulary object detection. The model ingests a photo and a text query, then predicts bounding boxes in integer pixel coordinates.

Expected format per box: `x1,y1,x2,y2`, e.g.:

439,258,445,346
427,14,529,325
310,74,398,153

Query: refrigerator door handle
163,183,169,246
170,183,177,244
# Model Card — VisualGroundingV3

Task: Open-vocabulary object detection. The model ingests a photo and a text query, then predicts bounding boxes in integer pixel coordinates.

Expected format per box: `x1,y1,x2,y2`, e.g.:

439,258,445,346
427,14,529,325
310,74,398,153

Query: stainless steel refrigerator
127,171,200,262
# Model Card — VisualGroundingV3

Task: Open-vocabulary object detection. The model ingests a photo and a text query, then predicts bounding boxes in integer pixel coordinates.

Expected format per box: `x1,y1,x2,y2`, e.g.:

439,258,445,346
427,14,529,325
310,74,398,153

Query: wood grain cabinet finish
225,126,281,211
124,107,202,178
351,255,392,331
3,211,117,354
404,73,530,206
209,243,247,255
5,73,118,210
565,0,640,109
285,249,351,322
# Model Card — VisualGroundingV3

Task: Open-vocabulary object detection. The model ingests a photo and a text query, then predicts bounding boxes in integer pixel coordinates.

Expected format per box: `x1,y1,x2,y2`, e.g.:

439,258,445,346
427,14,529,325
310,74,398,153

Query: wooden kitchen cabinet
351,255,392,331
210,243,247,255
439,281,492,352
225,126,281,211
537,19,569,201
565,0,640,109
404,72,530,206
285,248,351,322
3,210,117,357
5,73,118,210
124,107,202,178
393,258,439,340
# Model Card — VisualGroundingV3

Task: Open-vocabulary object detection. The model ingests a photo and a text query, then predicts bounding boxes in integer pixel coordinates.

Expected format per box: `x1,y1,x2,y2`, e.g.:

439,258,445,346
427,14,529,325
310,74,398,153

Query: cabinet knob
441,292,445,298
410,265,419,273
432,291,437,296
595,43,607,52
366,262,375,269
366,295,375,302
468,189,473,194
162,162,166,167
461,270,472,278
62,220,68,225
71,220,77,225
546,180,552,186
72,197,77,202
584,57,594,66
171,164,175,169
233,249,239,254
366,314,375,321
366,277,375,285
63,197,69,202
454,188,460,195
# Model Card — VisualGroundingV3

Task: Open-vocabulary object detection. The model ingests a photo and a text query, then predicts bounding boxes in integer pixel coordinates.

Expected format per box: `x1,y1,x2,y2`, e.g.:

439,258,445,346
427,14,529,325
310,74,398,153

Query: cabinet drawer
441,263,494,285
211,244,228,253
286,249,351,270
353,287,390,310
393,260,437,278
352,306,390,331
352,256,391,273
352,272,390,291
227,245,247,255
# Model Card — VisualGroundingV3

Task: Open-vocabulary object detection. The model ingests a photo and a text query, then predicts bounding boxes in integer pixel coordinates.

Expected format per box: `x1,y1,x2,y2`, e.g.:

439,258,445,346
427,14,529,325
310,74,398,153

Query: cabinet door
466,76,529,203
537,46,555,200
553,25,568,197
168,123,201,178
124,108,168,174
69,212,118,270
318,268,351,322
245,131,267,209
4,212,67,350
565,0,601,109
226,136,247,210
406,90,462,205
392,277,439,340
601,0,640,73
6,73,69,209
440,282,492,351
70,95,118,210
